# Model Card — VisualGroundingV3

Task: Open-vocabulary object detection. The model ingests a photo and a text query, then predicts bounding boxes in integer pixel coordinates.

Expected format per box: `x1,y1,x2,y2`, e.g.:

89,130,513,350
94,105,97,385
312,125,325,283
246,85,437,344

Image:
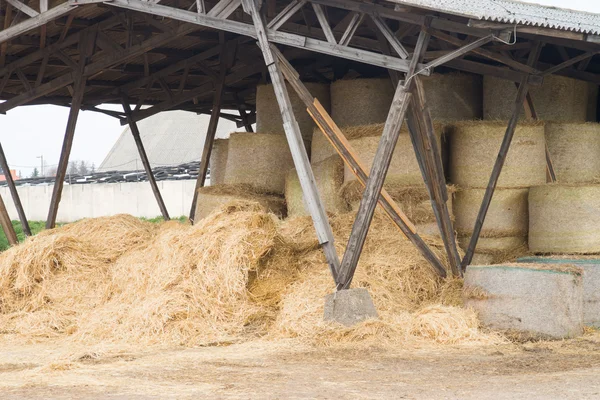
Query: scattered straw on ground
0,204,502,348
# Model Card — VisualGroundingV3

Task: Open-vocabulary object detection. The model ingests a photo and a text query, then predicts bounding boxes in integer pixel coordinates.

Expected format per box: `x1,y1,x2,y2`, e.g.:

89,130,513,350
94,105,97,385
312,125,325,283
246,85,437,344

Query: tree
78,160,88,175
68,161,78,175
90,163,96,173
31,167,39,178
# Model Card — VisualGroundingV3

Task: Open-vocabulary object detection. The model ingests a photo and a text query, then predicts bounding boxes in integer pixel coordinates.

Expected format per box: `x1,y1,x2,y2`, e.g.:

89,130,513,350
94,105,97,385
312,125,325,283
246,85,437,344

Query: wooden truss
0,0,597,285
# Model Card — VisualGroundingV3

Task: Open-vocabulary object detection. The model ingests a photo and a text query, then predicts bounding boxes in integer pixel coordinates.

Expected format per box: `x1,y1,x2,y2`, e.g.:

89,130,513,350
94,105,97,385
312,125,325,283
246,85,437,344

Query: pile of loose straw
0,204,502,347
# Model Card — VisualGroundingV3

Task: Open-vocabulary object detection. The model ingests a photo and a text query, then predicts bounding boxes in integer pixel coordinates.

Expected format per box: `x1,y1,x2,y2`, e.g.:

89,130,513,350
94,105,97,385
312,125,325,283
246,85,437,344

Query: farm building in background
99,110,240,172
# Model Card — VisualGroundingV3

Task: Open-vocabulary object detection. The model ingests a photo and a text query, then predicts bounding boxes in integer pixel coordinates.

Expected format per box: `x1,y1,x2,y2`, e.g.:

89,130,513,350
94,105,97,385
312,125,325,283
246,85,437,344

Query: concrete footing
519,257,600,328
324,288,378,326
464,264,584,339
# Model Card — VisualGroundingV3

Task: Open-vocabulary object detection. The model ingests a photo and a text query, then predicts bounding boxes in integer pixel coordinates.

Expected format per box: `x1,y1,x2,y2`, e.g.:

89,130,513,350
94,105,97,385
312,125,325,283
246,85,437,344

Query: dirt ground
2,333,600,399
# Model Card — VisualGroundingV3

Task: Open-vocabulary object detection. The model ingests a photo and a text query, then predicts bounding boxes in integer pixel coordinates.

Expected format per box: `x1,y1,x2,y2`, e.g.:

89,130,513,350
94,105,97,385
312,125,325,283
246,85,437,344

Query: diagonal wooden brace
271,45,447,279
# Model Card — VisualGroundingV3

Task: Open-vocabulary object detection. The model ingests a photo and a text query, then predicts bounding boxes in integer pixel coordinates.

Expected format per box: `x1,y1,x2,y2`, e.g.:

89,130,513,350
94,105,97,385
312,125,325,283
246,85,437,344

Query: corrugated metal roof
99,111,241,172
390,0,600,35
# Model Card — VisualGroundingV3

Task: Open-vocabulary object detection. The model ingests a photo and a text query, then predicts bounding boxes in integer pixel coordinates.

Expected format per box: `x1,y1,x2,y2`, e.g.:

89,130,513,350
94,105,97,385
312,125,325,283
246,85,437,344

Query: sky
1,104,125,178
514,0,600,13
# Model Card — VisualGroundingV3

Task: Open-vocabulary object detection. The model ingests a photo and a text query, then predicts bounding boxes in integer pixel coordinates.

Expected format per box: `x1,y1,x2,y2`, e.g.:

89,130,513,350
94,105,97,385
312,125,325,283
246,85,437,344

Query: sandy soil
1,333,600,399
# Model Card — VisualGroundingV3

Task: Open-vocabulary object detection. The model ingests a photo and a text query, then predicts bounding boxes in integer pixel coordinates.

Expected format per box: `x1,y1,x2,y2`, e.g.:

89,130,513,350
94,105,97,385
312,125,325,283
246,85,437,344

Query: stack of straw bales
545,122,600,183
197,133,295,220
449,121,546,263
483,75,592,122
209,138,229,185
419,72,483,121
256,82,331,143
527,123,600,254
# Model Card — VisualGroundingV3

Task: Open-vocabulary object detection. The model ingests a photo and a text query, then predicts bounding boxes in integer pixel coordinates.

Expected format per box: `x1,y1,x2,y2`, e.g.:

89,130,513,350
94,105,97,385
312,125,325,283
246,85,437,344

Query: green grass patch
0,216,188,252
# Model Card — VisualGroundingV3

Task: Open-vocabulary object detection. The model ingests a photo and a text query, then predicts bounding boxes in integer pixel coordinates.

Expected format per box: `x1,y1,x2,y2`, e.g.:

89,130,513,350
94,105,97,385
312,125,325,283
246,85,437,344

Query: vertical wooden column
188,59,226,222
0,142,30,236
407,76,462,277
122,100,170,221
462,42,543,268
46,30,96,229
242,0,341,282
0,193,17,246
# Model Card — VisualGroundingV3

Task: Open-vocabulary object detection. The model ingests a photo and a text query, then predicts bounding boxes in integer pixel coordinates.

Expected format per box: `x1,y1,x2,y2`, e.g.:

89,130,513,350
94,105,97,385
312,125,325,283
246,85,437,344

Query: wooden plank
539,51,599,76
370,15,408,59
0,193,17,246
267,0,306,31
422,34,494,71
122,100,170,221
462,42,543,268
0,3,75,45
243,0,341,282
429,28,539,74
272,47,447,278
339,11,363,46
106,0,426,74
312,3,336,44
0,142,31,236
5,0,39,18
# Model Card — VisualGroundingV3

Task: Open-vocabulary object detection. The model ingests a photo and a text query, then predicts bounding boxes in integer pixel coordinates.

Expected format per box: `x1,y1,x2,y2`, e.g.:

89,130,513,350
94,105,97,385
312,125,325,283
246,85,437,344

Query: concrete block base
464,264,584,339
324,288,378,326
519,257,600,328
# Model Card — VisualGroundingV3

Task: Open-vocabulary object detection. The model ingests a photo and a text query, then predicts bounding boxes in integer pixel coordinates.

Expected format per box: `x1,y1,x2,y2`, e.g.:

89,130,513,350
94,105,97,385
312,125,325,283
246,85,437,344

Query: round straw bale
470,253,496,265
194,184,286,220
285,155,348,217
529,185,600,254
453,188,529,237
256,82,330,142
458,236,527,254
420,72,482,121
448,121,546,188
343,123,443,187
224,133,295,194
331,78,394,127
209,138,229,186
341,181,453,226
311,126,337,165
483,75,589,121
545,122,600,183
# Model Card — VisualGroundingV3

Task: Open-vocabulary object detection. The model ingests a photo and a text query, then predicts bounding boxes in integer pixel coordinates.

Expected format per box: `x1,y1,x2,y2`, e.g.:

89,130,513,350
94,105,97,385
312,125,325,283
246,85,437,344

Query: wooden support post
270,44,447,278
46,30,95,229
337,84,412,289
407,77,462,277
0,142,31,236
462,42,543,269
188,50,228,223
242,0,341,282
122,100,170,221
0,193,17,246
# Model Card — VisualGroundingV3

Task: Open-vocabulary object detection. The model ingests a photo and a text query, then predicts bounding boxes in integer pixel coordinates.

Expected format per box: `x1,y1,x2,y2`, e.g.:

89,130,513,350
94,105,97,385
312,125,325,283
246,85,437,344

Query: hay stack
285,155,347,216
194,185,286,220
449,121,546,188
483,75,589,121
529,185,600,253
453,188,529,237
209,138,229,186
343,124,442,187
420,72,483,121
545,122,600,183
331,78,394,127
588,83,598,122
256,82,330,142
224,132,295,194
